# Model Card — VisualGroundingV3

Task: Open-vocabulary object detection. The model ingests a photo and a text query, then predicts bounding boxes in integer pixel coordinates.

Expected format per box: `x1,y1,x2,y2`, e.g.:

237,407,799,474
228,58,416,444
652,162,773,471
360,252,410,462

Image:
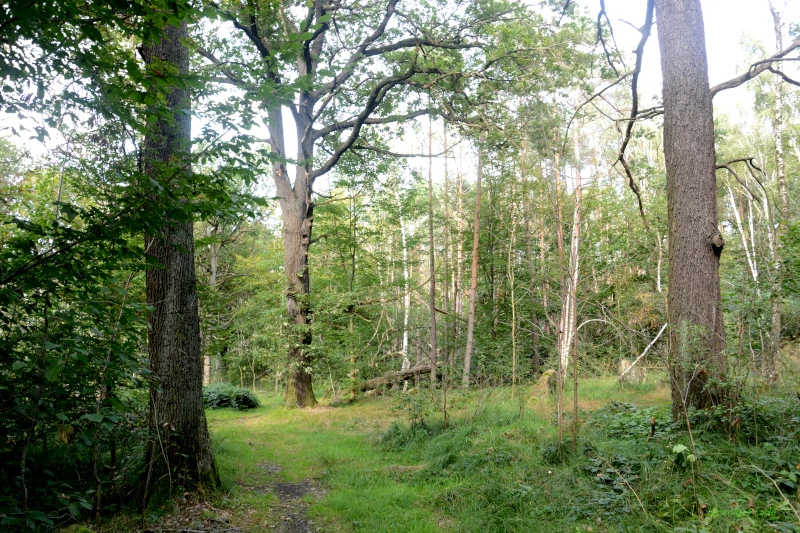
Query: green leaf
81,413,104,423
12,361,25,370
44,363,64,382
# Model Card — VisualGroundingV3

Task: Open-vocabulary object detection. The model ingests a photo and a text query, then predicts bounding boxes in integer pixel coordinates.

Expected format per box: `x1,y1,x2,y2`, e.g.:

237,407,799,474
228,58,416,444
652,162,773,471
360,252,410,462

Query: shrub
203,384,260,410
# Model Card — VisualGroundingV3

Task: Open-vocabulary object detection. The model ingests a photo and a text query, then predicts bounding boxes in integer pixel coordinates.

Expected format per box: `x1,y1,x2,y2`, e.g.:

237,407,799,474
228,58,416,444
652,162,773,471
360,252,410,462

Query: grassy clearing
104,375,800,532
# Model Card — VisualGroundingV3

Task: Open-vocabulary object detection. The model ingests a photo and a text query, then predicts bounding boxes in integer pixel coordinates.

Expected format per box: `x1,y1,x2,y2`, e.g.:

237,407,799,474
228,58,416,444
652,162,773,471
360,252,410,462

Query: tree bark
267,101,318,407
396,189,412,371
463,136,484,387
140,21,218,506
427,116,438,384
654,0,728,420
766,0,787,385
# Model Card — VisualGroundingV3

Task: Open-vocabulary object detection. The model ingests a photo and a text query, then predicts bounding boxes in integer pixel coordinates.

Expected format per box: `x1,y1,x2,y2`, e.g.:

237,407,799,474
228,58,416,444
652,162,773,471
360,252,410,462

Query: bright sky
6,0,798,170
593,0,799,119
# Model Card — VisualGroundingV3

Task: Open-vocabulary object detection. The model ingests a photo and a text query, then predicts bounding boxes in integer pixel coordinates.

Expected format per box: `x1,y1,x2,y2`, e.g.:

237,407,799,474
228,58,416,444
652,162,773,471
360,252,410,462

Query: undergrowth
202,384,260,410
374,392,800,532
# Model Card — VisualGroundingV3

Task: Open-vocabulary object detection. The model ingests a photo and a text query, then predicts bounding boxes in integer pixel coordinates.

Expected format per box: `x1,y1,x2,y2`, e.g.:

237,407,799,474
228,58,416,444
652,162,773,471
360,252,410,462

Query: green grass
163,375,800,533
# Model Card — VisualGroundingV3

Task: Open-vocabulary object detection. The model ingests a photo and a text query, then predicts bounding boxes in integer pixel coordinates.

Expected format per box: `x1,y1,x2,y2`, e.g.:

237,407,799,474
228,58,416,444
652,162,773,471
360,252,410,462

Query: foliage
203,384,260,411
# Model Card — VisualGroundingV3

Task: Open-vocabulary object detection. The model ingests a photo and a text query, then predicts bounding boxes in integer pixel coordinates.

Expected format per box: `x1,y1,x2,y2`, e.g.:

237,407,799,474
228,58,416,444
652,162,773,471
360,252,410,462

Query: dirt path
260,462,324,533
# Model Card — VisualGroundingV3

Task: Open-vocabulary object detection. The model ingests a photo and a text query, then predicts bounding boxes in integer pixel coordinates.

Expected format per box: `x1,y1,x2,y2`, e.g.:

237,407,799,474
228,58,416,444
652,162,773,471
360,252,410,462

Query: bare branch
710,33,800,96
716,162,762,203
596,0,626,76
614,0,655,232
196,47,251,89
208,1,274,67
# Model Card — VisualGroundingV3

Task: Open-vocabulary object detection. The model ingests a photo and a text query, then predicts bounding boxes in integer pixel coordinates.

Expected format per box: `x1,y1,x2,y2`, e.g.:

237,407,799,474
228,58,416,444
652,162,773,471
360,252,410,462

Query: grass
103,374,800,532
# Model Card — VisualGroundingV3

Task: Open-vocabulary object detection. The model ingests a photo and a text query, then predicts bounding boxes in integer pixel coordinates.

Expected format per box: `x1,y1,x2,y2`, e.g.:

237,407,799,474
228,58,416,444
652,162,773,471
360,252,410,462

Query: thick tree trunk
266,99,318,407
463,137,484,388
280,193,317,407
655,0,727,420
140,21,218,506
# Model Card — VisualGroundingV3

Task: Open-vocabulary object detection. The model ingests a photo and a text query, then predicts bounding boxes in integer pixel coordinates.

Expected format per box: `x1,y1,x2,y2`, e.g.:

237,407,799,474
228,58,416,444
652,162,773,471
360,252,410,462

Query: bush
203,384,260,410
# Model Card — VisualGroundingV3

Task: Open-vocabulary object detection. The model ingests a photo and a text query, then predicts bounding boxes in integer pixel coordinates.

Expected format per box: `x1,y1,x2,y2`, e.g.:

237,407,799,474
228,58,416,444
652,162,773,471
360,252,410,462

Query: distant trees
200,0,585,405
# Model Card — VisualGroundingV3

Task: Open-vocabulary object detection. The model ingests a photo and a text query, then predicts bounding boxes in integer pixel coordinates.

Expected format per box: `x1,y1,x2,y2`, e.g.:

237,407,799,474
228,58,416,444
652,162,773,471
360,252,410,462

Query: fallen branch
360,364,440,391
617,322,667,382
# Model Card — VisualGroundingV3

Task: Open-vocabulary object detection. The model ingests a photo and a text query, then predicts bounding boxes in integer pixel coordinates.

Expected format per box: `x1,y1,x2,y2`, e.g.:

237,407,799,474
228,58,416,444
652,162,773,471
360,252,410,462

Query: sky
5,0,798,175
592,0,799,119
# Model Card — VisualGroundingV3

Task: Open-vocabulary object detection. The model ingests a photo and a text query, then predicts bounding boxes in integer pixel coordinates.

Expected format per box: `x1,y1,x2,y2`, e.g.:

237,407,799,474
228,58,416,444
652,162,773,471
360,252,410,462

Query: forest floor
107,373,800,533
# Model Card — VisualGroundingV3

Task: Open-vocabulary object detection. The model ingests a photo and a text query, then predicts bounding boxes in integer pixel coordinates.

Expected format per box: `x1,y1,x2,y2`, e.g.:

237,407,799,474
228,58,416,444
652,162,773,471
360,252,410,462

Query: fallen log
360,364,439,392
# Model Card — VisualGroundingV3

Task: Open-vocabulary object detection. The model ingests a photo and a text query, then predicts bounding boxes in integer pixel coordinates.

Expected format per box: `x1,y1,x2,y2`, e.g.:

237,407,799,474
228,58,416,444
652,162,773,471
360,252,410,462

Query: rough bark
654,0,727,420
140,21,218,506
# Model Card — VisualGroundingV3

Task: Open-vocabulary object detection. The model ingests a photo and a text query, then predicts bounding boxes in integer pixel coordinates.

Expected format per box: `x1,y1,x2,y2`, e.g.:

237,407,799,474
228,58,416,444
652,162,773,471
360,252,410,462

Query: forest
2,0,800,531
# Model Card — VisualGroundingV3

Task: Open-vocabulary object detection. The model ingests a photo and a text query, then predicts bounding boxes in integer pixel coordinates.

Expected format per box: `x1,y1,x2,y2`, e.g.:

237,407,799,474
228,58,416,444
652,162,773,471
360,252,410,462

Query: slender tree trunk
726,183,758,283
508,179,518,398
570,135,583,449
428,116,438,384
655,0,727,419
397,189,412,371
456,171,465,317
463,136,484,388
553,143,567,442
140,21,218,505
521,145,541,375
539,220,550,336
443,126,454,375
766,0,787,385
203,230,218,387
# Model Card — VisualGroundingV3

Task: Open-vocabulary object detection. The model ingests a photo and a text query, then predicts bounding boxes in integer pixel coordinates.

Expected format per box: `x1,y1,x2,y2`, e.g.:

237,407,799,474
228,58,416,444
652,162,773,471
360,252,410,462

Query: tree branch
308,65,419,181
710,33,800,96
614,0,655,233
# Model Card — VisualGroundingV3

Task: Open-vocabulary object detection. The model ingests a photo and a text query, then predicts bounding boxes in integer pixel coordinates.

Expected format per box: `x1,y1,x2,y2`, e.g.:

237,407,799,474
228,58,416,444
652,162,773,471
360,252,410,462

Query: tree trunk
521,145,541,375
463,136,484,387
267,101,317,408
553,142,566,441
140,21,218,506
655,0,727,420
443,126,453,375
765,0,787,385
396,189,412,371
281,194,317,407
456,171,465,317
203,230,219,387
427,116,438,384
